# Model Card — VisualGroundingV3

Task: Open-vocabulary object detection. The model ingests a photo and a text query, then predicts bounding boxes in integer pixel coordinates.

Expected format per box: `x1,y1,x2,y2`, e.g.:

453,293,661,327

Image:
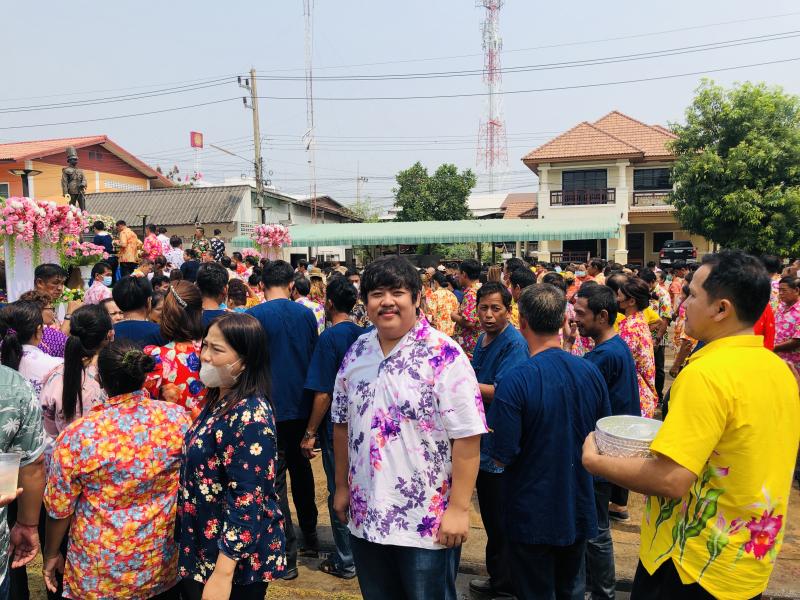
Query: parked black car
659,240,697,265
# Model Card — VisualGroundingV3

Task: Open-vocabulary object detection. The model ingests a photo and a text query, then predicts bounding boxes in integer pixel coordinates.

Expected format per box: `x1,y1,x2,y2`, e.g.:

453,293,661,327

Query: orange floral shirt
44,390,191,600
429,288,459,337
618,311,658,418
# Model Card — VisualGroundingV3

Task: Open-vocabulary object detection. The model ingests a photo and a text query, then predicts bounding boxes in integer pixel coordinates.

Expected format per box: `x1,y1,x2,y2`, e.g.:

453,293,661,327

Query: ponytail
0,302,43,372
62,305,112,422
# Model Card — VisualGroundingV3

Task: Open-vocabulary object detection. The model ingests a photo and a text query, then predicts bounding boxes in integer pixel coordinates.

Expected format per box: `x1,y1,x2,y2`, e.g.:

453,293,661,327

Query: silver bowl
595,415,662,458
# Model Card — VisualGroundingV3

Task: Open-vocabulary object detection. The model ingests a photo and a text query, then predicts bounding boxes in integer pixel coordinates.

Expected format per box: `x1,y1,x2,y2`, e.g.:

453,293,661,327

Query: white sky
2,0,799,209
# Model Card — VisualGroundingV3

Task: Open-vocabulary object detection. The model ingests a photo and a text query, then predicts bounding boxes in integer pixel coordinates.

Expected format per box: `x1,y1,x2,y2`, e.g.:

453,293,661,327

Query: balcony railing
550,188,615,206
550,251,591,263
632,190,671,206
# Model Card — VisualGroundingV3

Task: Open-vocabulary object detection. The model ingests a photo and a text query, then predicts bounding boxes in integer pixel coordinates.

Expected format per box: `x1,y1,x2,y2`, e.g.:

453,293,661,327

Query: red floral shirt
454,282,482,358
618,312,657,418
144,341,206,417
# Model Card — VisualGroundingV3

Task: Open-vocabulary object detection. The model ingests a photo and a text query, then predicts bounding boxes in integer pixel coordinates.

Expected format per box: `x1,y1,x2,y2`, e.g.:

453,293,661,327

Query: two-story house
522,111,711,265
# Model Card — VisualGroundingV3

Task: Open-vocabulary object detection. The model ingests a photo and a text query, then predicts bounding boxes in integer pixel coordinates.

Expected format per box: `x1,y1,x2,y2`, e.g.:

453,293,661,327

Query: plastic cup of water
0,454,21,497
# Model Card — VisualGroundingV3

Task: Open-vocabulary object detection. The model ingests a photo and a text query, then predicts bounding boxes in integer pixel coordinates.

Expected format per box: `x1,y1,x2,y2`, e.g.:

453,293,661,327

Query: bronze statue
61,146,87,210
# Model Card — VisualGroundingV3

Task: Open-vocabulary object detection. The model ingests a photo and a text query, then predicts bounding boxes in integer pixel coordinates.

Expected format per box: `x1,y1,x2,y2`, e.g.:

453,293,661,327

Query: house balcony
550,188,615,206
632,190,671,206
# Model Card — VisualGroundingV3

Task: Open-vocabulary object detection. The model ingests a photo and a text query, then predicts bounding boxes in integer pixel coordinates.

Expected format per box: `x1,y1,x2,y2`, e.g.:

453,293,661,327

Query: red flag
190,131,204,149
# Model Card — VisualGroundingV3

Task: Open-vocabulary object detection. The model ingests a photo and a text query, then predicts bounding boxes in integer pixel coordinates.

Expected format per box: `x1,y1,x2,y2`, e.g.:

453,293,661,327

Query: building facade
0,136,171,201
523,111,712,265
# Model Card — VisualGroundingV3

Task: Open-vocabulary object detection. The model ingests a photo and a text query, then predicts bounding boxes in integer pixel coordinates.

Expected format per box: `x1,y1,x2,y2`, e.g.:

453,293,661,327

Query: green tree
669,80,800,256
393,162,476,222
347,197,382,223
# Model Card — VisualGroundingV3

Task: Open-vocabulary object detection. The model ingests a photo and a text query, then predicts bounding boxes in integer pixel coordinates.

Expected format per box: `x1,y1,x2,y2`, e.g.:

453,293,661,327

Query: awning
288,218,620,247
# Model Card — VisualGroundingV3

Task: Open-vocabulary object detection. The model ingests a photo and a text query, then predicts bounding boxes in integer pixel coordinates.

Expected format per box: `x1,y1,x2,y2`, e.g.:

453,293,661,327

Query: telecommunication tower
476,0,508,193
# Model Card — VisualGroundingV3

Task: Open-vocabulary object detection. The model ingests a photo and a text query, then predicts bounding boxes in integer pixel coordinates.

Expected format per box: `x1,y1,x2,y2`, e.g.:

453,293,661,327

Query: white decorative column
614,224,629,265
4,240,60,302
537,240,551,262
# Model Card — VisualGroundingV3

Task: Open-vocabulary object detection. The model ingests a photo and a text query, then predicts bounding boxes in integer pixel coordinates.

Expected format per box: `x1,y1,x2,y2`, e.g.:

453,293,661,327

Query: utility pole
239,69,264,215
356,162,368,206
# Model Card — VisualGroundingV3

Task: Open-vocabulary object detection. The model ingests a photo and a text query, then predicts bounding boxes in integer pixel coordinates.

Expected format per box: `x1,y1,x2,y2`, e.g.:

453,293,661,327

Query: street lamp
9,168,42,198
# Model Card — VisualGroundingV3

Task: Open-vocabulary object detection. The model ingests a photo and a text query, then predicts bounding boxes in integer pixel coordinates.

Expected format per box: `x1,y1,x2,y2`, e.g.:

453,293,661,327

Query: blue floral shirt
177,394,286,585
332,317,487,549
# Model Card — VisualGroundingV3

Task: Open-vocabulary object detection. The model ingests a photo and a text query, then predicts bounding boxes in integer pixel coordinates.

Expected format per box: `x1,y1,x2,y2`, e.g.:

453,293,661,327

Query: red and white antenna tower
476,0,508,193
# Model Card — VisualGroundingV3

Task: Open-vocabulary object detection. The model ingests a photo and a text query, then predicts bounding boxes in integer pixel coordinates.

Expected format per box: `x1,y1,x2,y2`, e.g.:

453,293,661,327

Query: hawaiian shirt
296,296,326,334
192,237,211,254
157,234,171,255
118,226,140,263
775,300,800,368
40,362,107,439
618,312,658,418
349,300,372,328
0,366,45,589
142,234,163,261
84,281,112,306
769,277,781,312
429,288,459,337
39,326,68,358
177,394,286,585
44,390,191,600
648,285,673,347
509,299,519,329
144,341,206,416
165,247,185,269
332,317,487,549
210,237,226,261
453,281,482,358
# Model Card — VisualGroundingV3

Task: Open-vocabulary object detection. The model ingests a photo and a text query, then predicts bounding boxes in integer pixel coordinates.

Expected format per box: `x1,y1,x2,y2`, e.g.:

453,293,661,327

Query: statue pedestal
4,239,59,302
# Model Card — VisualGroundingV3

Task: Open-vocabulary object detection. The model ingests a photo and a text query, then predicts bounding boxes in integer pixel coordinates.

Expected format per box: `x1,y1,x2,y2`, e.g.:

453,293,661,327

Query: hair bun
121,349,155,377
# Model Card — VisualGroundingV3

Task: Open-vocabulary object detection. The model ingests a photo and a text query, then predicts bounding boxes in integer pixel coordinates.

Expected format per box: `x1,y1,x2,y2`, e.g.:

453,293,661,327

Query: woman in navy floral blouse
177,313,286,600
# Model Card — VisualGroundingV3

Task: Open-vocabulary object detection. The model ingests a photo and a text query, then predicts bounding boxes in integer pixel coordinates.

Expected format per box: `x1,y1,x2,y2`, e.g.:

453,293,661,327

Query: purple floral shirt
39,326,67,359
332,317,486,550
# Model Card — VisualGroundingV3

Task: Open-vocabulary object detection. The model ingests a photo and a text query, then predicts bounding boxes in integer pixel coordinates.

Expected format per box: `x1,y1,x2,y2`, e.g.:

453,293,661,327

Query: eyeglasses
43,306,55,312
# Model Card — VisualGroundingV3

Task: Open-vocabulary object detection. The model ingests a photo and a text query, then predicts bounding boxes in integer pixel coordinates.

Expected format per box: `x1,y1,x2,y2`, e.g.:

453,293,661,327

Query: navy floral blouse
176,394,286,585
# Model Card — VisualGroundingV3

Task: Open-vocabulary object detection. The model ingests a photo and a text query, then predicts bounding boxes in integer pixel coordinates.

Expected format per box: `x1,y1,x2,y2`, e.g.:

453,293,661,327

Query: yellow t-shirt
509,299,519,328
641,335,800,600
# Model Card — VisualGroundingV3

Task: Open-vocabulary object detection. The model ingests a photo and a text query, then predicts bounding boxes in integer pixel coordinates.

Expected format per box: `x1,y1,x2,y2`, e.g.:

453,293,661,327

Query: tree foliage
347,197,382,223
393,162,476,222
669,80,800,256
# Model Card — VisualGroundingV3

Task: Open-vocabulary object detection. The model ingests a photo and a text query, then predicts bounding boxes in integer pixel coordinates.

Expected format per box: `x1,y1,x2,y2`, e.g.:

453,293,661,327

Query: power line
0,97,238,130
251,30,800,81
252,56,800,101
252,10,800,73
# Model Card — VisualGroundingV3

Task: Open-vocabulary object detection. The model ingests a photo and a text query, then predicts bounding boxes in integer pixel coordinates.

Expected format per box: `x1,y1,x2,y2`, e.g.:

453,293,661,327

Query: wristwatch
303,430,317,440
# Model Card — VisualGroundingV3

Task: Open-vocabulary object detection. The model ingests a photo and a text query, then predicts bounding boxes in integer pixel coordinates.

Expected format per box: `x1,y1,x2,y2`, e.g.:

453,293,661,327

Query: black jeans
275,418,319,569
180,579,267,600
586,482,615,600
508,539,587,600
610,484,629,508
654,345,666,405
631,559,762,600
475,470,513,594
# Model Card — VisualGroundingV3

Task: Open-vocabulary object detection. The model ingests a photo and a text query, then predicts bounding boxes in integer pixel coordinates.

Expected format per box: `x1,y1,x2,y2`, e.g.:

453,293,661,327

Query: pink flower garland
251,224,291,247
0,197,89,244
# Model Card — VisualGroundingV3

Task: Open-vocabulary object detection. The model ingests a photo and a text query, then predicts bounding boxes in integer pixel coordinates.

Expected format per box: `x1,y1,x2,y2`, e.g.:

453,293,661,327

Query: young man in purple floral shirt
331,256,486,600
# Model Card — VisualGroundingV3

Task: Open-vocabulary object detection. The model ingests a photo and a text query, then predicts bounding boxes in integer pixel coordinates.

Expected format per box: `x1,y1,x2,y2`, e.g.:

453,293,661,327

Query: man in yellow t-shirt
582,250,800,600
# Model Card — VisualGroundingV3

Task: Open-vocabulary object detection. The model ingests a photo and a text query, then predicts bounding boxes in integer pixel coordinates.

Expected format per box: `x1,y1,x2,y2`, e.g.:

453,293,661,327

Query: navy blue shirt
113,320,165,348
305,320,366,395
583,335,640,417
471,325,529,473
247,298,318,422
488,348,611,545
202,309,227,327
92,232,114,254
453,289,464,303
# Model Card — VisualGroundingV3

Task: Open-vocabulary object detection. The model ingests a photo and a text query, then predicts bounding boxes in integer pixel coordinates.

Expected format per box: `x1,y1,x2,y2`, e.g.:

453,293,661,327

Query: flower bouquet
63,240,109,267
251,224,291,260
240,248,261,260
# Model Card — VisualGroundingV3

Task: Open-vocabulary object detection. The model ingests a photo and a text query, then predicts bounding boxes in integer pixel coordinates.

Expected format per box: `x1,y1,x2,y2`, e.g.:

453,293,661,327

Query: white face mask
199,359,241,389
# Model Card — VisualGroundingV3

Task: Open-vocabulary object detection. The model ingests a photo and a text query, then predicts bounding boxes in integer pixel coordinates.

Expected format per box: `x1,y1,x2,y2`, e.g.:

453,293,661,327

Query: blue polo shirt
247,298,318,422
488,348,611,545
471,325,529,473
305,320,366,395
583,335,640,417
113,320,165,348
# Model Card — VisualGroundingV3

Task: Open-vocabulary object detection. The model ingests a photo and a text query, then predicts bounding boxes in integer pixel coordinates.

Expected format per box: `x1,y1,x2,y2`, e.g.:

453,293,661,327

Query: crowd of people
0,220,797,600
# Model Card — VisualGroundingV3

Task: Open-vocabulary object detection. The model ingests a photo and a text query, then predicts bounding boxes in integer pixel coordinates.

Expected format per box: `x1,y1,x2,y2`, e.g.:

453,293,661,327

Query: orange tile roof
522,111,676,168
501,193,538,219
0,136,107,161
0,135,172,187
